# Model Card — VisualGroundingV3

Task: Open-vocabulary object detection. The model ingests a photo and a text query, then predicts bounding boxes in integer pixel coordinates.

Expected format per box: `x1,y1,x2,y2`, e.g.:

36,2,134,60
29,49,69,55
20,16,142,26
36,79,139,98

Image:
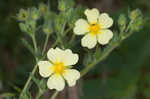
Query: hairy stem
35,89,47,99
32,35,38,54
19,64,38,98
42,34,50,55
51,91,59,99
81,41,120,77
51,39,59,48
19,34,39,98
69,34,76,45
64,26,73,36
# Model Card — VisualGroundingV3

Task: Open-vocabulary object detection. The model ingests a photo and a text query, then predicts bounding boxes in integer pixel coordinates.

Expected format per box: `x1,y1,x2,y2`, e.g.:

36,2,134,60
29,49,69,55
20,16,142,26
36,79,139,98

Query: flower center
42,7,47,13
52,62,66,75
88,24,101,35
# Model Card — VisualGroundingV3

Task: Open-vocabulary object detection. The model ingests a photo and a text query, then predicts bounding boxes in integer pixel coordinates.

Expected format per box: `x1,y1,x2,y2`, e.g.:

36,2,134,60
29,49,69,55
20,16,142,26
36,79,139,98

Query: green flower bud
43,21,53,35
58,0,66,12
65,8,73,21
118,14,127,26
69,16,78,28
27,20,36,31
30,7,41,20
55,13,66,33
43,28,51,34
19,23,28,33
136,18,143,27
19,22,33,36
130,17,143,31
39,3,48,14
130,9,142,20
17,9,29,21
55,19,62,33
118,14,127,32
58,0,75,12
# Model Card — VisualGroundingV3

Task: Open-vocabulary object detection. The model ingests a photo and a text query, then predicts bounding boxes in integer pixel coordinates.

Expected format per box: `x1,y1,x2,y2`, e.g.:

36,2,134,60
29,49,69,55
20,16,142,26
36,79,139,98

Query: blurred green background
0,0,150,99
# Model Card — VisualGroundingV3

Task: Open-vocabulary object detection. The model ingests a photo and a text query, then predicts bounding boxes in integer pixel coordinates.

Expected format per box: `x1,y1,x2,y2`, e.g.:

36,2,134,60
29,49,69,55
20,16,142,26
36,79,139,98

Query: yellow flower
74,8,113,49
38,48,80,91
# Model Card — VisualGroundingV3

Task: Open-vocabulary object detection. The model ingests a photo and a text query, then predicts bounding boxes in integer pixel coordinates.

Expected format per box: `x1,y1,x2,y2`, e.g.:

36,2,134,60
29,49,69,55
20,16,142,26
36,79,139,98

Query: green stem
80,41,120,77
125,20,133,33
69,34,76,45
19,34,39,98
57,34,63,46
51,39,59,48
51,91,59,99
32,35,38,53
42,34,50,55
35,89,47,99
61,22,66,35
19,64,38,98
35,93,41,99
63,26,73,36
57,22,66,47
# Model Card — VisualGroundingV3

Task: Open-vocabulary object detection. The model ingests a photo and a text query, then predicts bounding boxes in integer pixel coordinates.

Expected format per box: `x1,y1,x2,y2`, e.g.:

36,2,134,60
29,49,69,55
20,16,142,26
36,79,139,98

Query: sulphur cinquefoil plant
11,0,144,99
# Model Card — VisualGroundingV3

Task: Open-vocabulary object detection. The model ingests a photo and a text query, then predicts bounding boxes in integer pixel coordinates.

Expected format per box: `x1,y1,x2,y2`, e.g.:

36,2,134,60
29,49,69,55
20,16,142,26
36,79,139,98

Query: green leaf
21,38,35,56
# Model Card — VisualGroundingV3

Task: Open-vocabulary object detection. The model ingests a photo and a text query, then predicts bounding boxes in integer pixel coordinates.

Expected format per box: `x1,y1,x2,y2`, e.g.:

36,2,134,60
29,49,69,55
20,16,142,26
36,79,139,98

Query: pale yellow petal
73,19,89,35
98,13,113,29
47,48,64,63
97,29,113,45
63,69,80,87
47,74,65,91
84,8,99,24
38,61,53,78
81,34,97,49
62,49,79,66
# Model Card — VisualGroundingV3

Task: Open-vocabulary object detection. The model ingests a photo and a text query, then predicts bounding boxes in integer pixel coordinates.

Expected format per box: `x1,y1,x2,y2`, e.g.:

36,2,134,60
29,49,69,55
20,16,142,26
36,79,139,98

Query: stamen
89,24,101,35
51,62,66,75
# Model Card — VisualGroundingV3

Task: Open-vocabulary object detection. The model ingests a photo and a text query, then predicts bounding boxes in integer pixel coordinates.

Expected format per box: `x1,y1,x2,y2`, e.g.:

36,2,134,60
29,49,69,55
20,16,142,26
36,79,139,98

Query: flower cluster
38,8,114,91
16,0,144,98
